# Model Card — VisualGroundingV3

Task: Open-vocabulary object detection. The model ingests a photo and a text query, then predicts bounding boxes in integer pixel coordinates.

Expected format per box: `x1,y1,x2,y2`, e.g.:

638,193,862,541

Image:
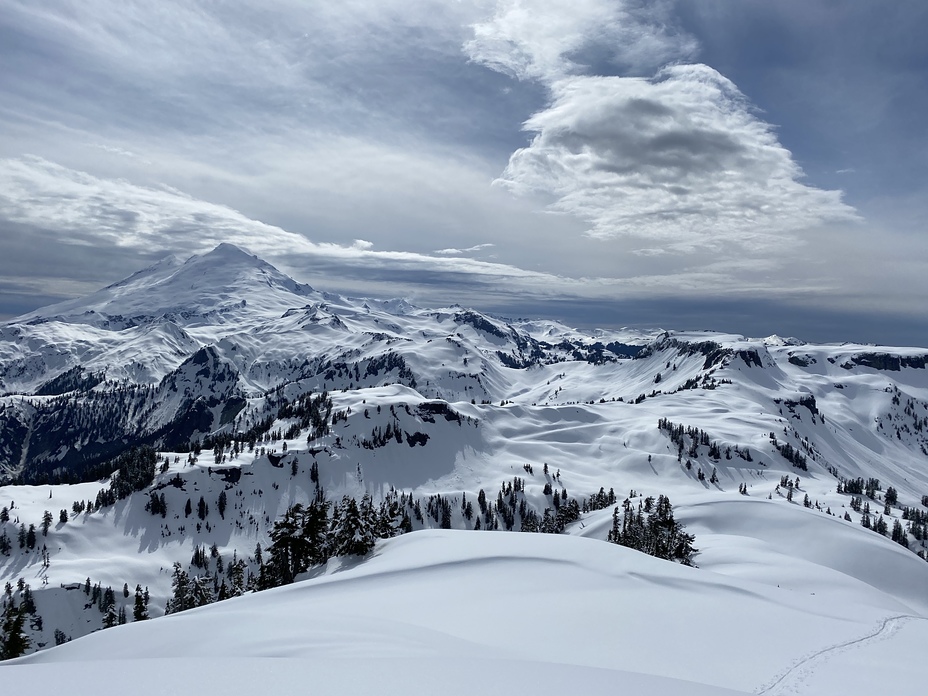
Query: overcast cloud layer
0,0,926,344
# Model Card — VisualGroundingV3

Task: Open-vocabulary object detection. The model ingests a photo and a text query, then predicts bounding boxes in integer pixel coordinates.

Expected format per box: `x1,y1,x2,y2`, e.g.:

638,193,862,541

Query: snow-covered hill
1,244,927,694
4,530,927,695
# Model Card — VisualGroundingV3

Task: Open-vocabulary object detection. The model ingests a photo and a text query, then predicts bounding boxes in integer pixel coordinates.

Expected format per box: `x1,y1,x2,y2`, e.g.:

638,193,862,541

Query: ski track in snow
755,613,922,695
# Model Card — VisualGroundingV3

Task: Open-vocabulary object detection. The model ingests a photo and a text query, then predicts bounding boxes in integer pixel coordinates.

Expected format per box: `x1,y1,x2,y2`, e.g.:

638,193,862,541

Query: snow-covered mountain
1,244,927,695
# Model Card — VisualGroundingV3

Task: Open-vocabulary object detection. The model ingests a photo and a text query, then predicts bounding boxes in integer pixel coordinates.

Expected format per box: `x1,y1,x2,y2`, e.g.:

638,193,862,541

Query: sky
0,0,926,345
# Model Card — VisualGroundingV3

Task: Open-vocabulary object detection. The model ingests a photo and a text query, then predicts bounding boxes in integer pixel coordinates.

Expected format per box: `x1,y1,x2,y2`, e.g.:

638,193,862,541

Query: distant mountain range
1,244,926,694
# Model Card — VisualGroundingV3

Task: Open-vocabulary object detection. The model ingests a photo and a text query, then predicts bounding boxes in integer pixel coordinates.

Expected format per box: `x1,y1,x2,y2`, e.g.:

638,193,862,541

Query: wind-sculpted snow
2,531,925,695
1,245,928,694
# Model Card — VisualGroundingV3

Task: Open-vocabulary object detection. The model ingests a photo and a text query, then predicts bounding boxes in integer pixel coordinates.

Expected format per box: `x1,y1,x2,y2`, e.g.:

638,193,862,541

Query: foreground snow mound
6,531,926,696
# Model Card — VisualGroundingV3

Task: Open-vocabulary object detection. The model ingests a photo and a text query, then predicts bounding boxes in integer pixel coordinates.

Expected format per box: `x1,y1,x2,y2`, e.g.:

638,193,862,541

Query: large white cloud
468,0,859,251
500,65,859,247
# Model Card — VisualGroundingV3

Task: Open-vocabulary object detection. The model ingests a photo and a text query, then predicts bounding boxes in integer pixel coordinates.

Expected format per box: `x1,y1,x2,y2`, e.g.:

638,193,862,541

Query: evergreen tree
540,508,558,533
226,554,247,597
375,497,404,539
607,495,697,566
885,487,898,507
267,498,331,585
20,585,35,615
891,519,908,546
41,510,53,536
102,603,119,629
100,586,115,614
165,563,190,615
875,516,888,536
398,511,413,534
477,489,487,514
330,496,375,557
133,585,149,621
359,493,379,537
0,600,30,659
187,574,214,609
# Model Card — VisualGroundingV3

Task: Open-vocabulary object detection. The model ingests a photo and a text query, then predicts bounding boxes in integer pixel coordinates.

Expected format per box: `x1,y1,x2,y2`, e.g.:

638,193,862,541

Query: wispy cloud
1,154,924,339
434,243,495,255
0,156,558,288
0,156,836,304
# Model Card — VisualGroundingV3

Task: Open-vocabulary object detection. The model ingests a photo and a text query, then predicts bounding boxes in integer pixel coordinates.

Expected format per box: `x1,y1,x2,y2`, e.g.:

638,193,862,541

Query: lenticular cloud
499,66,859,246
468,0,859,249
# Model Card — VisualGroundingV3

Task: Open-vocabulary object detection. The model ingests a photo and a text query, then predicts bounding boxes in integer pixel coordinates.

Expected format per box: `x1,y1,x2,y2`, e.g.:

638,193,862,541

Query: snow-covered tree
330,496,376,557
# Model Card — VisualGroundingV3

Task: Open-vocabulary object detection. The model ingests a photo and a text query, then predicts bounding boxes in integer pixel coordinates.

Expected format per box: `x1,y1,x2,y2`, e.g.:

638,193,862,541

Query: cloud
0,155,830,306
434,243,495,255
468,1,860,251
0,1,922,343
0,155,306,254
500,65,860,246
0,1,553,278
0,156,563,292
0,156,910,307
0,0,487,138
466,0,696,80
1,154,923,343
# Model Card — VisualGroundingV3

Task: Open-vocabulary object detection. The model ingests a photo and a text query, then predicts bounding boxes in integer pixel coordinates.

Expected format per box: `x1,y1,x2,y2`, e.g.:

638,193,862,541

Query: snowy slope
1,244,928,694
5,530,926,696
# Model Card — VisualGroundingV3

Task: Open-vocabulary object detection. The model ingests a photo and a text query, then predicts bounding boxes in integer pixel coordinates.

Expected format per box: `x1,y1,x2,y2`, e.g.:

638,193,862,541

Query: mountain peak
16,244,317,326
189,243,260,265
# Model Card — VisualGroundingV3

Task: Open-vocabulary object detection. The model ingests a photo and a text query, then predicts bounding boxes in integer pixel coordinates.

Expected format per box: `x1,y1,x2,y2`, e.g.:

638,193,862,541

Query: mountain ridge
1,244,927,693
